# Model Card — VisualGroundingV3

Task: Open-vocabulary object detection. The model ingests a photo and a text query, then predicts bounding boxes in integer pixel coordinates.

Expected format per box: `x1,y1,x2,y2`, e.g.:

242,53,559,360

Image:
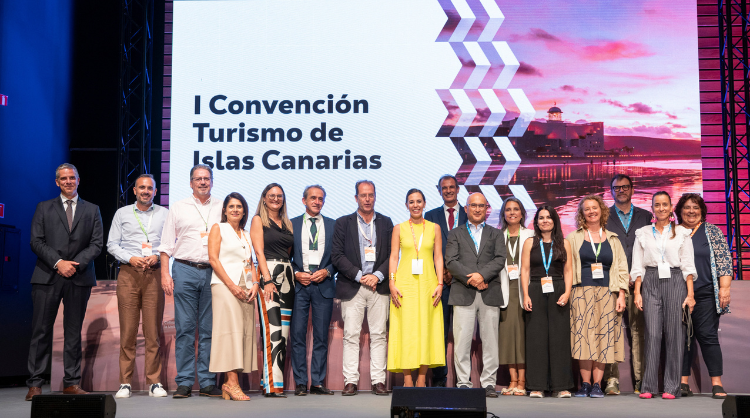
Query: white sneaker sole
149,390,168,397
115,392,131,399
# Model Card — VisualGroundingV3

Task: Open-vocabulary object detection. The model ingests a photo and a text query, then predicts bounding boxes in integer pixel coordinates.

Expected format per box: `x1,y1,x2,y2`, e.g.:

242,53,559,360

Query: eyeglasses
266,194,284,200
191,177,211,183
469,203,487,209
612,185,631,192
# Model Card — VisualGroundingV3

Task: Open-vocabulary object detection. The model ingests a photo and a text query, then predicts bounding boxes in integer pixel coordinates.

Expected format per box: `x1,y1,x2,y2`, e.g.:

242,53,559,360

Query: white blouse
630,224,697,282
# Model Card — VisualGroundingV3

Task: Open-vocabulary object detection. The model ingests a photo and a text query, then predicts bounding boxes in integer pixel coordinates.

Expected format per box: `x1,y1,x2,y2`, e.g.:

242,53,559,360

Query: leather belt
174,258,211,269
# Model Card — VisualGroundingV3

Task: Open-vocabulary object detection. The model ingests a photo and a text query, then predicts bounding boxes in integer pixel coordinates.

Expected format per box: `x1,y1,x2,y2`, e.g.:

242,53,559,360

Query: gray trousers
452,292,500,388
641,267,687,397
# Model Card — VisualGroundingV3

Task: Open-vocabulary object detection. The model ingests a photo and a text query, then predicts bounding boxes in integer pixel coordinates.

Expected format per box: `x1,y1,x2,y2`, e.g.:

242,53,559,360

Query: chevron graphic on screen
436,0,536,226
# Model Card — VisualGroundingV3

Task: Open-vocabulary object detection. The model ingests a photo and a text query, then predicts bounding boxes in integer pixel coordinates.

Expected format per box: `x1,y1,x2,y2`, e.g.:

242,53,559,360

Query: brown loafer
372,382,388,396
63,385,89,395
25,387,41,401
342,383,358,396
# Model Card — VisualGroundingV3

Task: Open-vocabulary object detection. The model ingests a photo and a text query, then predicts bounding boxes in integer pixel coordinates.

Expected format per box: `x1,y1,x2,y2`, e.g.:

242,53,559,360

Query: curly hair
574,194,609,230
675,193,707,225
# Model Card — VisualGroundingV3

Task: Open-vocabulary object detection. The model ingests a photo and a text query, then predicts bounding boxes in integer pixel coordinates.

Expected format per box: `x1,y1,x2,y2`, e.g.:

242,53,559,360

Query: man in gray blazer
445,192,506,397
26,163,103,401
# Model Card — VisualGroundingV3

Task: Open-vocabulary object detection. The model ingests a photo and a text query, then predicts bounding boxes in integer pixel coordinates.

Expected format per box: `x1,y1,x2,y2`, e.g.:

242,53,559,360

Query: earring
650,214,656,223
669,213,675,222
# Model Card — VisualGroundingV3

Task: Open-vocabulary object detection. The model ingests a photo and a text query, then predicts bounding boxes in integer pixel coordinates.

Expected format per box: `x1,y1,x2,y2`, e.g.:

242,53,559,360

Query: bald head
465,193,488,225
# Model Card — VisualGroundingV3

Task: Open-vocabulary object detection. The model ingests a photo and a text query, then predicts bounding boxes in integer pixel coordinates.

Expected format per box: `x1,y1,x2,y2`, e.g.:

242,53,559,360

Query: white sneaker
149,383,167,397
115,384,131,398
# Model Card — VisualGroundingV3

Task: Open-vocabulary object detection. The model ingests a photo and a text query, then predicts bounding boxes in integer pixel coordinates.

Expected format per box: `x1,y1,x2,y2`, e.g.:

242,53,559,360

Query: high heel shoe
222,383,249,401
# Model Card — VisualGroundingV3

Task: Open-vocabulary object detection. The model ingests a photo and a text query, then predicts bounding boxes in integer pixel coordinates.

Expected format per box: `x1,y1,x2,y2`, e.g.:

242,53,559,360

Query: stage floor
1,386,735,418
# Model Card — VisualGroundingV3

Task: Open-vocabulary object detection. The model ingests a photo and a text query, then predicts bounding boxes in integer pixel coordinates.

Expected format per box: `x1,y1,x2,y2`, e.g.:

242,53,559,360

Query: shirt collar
443,202,459,212
60,194,79,204
357,211,376,224
468,221,485,230
305,212,322,221
615,204,633,216
134,203,155,213
192,194,212,205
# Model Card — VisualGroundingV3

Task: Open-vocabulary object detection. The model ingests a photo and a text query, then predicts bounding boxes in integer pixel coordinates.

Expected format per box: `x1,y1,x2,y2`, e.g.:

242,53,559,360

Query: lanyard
540,240,553,276
466,221,484,251
133,206,154,242
619,204,634,232
409,219,425,259
652,224,671,262
304,214,321,247
690,222,703,238
587,228,603,263
357,216,374,246
232,228,252,259
505,228,519,265
193,199,212,231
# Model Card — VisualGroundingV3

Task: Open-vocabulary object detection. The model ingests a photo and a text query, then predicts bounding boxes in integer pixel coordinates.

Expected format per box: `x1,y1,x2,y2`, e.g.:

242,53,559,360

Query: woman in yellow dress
387,188,445,387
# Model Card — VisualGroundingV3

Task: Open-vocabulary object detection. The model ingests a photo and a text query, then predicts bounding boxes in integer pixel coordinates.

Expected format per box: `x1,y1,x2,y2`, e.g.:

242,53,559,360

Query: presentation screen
168,0,702,233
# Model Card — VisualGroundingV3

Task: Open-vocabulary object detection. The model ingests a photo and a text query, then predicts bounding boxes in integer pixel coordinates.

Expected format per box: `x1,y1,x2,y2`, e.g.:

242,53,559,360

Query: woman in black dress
250,183,294,397
520,206,574,398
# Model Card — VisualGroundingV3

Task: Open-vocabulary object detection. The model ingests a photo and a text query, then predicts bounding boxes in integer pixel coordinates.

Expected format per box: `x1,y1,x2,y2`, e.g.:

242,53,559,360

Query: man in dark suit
602,174,652,395
331,180,393,396
25,163,103,401
290,185,337,396
423,174,467,387
446,192,506,398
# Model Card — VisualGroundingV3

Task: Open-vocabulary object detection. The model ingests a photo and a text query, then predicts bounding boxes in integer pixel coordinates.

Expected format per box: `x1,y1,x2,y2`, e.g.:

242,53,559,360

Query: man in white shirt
424,174,468,386
158,165,223,398
289,185,337,396
107,174,169,398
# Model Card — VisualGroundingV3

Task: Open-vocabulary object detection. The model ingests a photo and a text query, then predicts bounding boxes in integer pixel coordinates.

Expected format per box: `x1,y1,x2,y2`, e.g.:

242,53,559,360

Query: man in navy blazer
290,185,337,396
331,180,393,396
424,174,467,387
26,164,103,401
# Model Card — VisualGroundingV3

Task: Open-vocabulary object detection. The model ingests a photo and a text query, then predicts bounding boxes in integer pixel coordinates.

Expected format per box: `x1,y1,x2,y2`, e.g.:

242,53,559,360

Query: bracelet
437,283,444,286
389,273,395,281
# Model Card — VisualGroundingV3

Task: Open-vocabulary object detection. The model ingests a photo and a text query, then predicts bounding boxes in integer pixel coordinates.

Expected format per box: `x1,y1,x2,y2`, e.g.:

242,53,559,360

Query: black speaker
723,395,750,418
390,387,486,418
31,394,116,418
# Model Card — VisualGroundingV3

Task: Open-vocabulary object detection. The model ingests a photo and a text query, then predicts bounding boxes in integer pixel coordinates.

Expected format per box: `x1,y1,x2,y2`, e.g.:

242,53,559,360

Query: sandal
712,385,728,399
530,391,544,398
514,380,526,396
680,383,693,397
222,383,249,401
501,381,517,396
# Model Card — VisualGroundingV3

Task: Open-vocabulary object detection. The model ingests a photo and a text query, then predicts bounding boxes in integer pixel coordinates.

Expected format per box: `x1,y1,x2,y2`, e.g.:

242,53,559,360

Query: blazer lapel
293,217,303,260
477,225,491,258
350,214,362,266
609,207,624,235
53,198,71,233
462,225,478,256
70,199,85,233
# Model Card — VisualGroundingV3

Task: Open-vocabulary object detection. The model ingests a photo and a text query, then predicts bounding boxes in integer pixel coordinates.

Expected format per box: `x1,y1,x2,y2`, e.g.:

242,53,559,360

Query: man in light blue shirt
107,174,169,399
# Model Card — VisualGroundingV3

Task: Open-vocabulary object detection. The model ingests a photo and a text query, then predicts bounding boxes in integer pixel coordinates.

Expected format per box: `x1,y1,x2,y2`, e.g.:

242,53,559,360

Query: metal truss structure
117,0,154,208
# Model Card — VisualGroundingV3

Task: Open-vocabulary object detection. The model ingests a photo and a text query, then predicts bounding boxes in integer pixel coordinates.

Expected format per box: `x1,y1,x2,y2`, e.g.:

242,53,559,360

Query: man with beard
107,174,169,398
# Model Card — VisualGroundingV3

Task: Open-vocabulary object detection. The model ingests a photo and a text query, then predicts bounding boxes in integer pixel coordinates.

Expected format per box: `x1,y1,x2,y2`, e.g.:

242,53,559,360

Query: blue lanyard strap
466,221,484,251
651,224,670,262
620,204,634,232
540,241,553,276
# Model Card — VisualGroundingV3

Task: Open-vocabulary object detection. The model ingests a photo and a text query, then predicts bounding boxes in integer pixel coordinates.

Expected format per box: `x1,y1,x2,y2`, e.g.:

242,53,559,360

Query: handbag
682,304,694,351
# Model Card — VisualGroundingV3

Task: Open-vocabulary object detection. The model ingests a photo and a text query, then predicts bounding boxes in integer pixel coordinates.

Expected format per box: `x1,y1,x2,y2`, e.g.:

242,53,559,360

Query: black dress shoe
342,383,358,396
310,385,334,395
264,392,287,398
295,384,308,396
372,382,389,396
173,385,192,398
199,385,222,397
432,380,447,388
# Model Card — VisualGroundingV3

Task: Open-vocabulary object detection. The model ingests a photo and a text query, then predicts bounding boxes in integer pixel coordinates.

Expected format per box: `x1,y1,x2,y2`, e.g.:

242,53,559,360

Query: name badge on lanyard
243,260,254,282
201,231,209,246
653,225,672,279
409,219,425,275
359,217,376,261
540,241,554,293
308,252,322,267
505,229,520,280
141,242,153,257
194,201,212,247
587,228,604,279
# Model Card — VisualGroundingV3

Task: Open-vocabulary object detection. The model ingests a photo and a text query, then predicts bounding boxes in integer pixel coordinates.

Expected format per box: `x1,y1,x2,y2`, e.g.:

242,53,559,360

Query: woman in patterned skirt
566,195,629,398
250,183,295,397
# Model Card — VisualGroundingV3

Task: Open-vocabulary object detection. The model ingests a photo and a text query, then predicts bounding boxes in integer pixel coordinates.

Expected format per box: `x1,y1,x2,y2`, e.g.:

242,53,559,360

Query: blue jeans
172,261,215,388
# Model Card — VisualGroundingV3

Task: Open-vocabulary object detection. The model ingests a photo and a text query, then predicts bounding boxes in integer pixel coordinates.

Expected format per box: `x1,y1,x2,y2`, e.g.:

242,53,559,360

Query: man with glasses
602,174,652,395
158,164,223,398
445,193,506,397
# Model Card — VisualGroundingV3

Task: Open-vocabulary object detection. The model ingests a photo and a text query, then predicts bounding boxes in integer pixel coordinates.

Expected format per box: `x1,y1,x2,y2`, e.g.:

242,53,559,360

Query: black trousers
682,285,723,377
27,279,92,388
525,278,573,392
291,284,333,387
